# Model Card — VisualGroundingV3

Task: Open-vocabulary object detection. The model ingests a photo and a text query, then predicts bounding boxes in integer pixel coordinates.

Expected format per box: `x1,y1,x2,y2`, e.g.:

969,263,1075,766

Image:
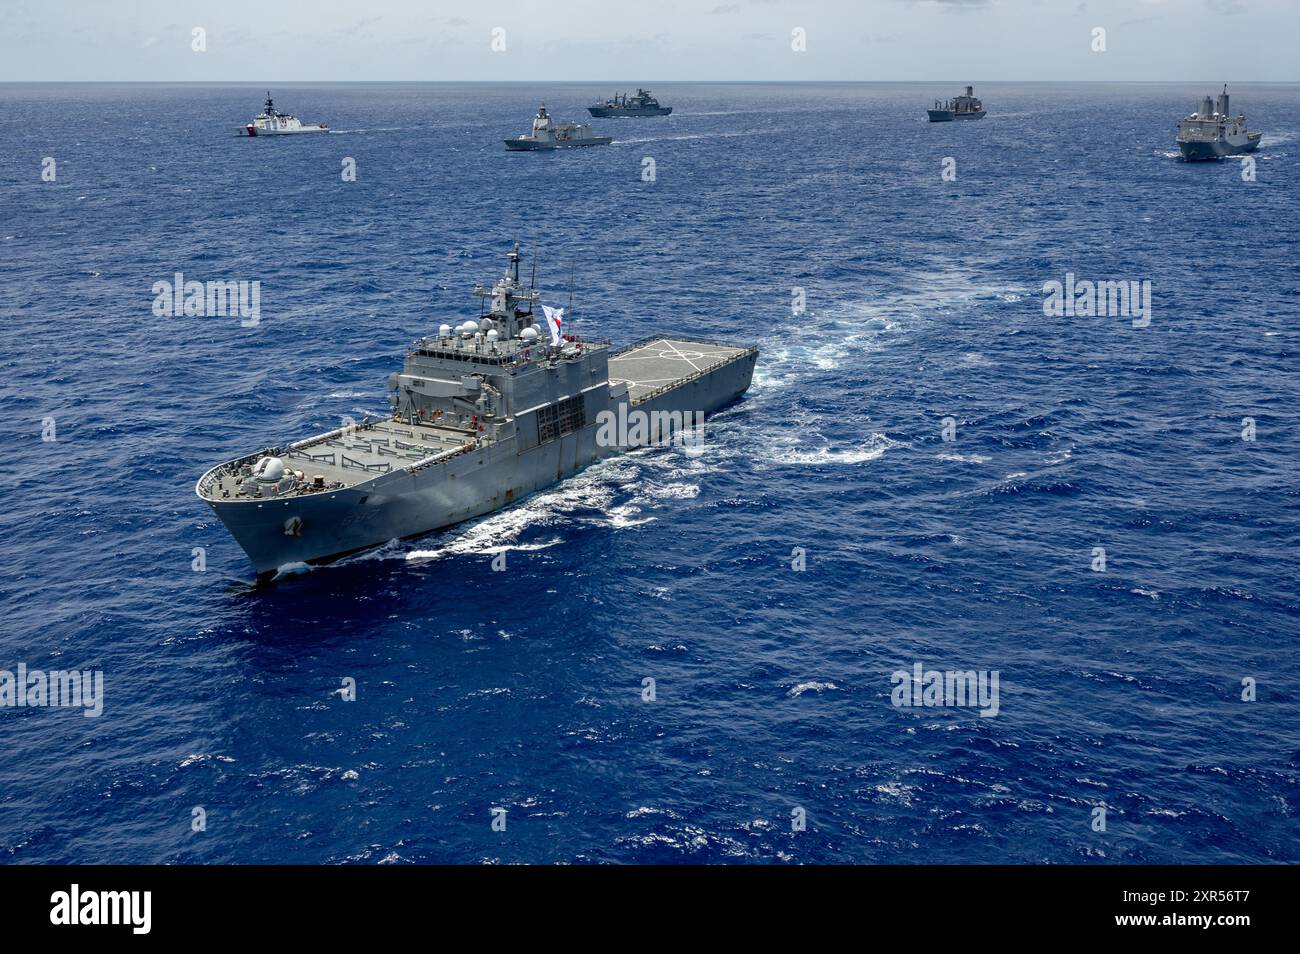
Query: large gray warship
1177,86,1261,161
505,105,612,150
587,89,672,117
927,86,986,122
197,245,758,580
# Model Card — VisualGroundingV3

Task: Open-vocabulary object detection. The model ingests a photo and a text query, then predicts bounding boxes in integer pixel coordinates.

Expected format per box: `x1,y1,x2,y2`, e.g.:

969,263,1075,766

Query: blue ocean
1,82,1296,864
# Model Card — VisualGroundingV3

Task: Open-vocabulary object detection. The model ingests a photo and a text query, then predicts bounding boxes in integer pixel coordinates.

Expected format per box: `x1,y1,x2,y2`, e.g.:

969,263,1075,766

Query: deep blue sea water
0,82,1297,864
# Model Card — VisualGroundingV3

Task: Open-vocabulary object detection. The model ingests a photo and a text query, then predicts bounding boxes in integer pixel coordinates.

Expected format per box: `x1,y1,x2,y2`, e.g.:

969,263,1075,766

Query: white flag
542,305,564,345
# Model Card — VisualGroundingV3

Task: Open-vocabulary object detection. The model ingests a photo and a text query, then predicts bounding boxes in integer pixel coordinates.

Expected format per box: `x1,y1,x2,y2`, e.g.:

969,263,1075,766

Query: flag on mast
542,305,564,345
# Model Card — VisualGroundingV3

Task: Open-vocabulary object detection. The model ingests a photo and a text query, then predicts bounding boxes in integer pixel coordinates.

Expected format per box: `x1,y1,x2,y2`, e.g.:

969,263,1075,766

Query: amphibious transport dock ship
197,245,757,580
1177,86,1261,160
927,86,986,122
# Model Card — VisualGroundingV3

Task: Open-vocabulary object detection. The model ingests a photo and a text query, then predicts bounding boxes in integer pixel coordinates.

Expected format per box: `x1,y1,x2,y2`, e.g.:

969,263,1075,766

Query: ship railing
629,344,758,406
196,469,222,498
287,450,337,466
504,339,612,368
340,454,392,474
414,338,610,368
405,441,477,473
284,418,376,454
611,335,751,357
195,447,283,498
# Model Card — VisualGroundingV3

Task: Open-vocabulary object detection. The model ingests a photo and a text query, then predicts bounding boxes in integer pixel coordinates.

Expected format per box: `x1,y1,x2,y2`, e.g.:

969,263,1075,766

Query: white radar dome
252,456,285,482
520,326,540,341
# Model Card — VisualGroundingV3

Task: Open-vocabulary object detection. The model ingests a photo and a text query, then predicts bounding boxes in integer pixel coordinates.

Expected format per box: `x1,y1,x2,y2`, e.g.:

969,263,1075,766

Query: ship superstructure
197,244,757,580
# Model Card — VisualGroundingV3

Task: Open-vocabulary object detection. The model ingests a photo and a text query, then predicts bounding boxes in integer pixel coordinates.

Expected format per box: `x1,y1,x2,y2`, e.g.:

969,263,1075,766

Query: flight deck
608,337,756,404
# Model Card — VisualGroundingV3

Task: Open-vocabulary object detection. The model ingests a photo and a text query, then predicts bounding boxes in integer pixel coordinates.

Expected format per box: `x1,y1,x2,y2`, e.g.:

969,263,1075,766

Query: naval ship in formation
588,89,672,117
197,245,758,580
927,86,986,122
505,105,613,150
238,92,329,137
1176,86,1261,160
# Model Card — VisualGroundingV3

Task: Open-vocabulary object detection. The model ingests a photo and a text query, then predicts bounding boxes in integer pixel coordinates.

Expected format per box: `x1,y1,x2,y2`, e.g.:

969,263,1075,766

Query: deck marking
658,340,704,372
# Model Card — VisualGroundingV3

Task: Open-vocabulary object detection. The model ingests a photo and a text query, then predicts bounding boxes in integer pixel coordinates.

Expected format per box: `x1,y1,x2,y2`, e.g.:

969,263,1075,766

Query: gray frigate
1177,86,1261,161
505,105,612,150
197,245,758,580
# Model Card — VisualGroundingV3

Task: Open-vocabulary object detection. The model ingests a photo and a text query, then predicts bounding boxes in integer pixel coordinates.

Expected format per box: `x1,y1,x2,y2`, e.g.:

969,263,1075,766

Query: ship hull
927,110,986,122
239,126,329,137
504,137,613,150
204,346,757,580
586,106,672,117
1178,133,1261,161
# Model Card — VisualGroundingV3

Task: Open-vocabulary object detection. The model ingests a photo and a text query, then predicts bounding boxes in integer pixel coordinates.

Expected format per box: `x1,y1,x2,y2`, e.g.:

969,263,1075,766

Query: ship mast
472,242,540,340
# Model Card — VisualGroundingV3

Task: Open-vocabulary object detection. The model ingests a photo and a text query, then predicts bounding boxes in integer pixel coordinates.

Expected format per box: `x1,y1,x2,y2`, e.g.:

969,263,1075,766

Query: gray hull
504,137,612,150
203,341,757,579
927,109,985,122
587,106,672,117
1178,134,1261,161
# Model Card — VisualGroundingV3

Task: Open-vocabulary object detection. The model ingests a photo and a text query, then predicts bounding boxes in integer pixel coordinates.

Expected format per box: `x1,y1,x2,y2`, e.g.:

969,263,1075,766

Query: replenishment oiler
927,85,986,122
587,89,672,117
197,245,758,581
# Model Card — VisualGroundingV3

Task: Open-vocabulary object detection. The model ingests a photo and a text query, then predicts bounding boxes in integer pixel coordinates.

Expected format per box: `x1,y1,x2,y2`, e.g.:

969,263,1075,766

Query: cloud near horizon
1,0,1296,82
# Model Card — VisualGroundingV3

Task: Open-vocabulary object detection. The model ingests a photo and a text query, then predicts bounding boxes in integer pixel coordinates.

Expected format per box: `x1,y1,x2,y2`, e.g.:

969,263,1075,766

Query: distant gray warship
197,245,758,580
588,89,672,117
927,86,986,122
1177,86,1261,160
505,105,612,150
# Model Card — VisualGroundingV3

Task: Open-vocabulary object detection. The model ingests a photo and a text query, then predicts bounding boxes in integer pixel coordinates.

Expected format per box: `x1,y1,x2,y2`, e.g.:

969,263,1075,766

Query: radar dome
252,456,285,482
520,326,540,341
438,323,451,338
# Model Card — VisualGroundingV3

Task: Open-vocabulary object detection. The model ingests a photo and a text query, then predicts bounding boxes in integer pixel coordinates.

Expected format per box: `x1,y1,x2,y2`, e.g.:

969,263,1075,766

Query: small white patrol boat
239,92,329,137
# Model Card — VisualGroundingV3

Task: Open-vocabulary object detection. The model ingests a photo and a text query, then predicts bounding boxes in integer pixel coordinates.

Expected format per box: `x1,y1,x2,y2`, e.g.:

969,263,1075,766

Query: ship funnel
1201,96,1214,119
1217,86,1229,117
965,86,973,97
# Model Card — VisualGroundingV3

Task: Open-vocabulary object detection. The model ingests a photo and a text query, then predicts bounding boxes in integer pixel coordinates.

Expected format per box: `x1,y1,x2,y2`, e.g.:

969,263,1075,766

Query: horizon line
2,78,1296,85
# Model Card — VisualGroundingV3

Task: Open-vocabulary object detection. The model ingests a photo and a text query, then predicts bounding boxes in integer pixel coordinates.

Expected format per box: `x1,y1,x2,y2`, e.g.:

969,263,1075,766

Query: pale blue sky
2,0,1296,82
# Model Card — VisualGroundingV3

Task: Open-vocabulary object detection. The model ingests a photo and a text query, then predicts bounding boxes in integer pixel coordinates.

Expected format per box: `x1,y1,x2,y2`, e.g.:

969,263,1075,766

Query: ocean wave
761,432,904,467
